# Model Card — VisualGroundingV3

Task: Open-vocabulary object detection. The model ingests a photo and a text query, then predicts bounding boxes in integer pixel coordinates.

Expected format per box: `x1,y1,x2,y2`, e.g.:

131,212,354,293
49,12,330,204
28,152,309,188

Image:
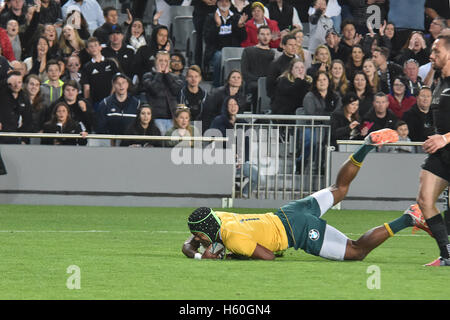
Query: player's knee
345,241,367,261
416,193,433,211
330,184,348,202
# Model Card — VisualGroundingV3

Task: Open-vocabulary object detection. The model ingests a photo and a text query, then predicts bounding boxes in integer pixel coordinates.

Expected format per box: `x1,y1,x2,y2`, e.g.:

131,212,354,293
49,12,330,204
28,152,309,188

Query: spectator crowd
0,0,447,150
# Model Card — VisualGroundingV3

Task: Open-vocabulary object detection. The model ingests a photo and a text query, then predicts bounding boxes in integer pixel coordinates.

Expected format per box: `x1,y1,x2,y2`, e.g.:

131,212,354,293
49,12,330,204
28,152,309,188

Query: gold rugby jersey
216,211,289,257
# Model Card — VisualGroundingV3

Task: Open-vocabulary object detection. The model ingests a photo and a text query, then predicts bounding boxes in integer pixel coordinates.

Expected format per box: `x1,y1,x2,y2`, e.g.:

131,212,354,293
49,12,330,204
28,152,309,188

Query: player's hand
201,244,222,259
423,134,448,154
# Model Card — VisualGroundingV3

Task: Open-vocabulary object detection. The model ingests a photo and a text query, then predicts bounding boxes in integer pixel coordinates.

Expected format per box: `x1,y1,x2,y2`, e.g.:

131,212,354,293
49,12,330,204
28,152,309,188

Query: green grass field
0,204,448,300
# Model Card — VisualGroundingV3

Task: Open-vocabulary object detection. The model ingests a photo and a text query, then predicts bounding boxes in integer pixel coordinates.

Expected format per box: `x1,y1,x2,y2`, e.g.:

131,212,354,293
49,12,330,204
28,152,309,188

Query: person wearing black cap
101,25,136,79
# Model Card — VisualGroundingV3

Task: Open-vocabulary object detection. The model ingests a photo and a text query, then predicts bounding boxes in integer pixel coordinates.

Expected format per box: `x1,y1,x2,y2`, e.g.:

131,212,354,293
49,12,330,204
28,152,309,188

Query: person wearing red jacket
241,2,280,49
387,75,417,119
0,27,15,61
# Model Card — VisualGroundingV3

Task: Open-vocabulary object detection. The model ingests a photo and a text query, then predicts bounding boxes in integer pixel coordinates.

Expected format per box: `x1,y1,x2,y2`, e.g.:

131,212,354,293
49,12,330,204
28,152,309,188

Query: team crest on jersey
308,229,320,241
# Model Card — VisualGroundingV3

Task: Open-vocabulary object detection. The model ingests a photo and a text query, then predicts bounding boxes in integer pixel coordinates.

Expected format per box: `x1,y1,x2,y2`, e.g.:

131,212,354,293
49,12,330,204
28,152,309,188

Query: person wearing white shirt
62,0,104,34
308,0,341,33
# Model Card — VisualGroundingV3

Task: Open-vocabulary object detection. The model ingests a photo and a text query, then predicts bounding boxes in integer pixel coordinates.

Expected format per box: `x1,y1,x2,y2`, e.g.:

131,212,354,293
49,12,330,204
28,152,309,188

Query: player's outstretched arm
251,244,275,260
182,236,224,259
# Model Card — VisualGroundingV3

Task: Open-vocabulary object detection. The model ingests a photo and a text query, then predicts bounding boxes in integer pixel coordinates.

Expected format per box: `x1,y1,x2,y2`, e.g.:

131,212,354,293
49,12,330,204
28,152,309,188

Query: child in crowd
382,120,413,153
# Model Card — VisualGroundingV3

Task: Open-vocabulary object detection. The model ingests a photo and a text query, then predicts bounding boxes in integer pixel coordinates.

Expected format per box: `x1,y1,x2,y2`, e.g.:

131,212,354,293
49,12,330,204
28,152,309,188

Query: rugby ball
209,242,225,255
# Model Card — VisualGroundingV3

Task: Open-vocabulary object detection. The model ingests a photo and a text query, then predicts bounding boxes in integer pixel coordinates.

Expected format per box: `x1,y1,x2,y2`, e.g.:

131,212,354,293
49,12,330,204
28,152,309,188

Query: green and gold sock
349,144,375,167
385,214,414,237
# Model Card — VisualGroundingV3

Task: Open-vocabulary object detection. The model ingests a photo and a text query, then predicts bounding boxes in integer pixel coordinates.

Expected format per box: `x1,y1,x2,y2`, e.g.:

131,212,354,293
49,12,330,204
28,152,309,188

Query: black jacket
402,104,434,142
266,53,295,99
394,48,430,68
142,71,184,120
267,1,295,31
271,77,310,115
202,84,248,132
120,120,162,147
330,107,362,147
41,120,87,145
93,23,118,45
38,0,63,24
178,86,207,121
362,108,398,134
0,85,32,144
49,97,95,133
378,62,404,94
97,94,140,134
203,11,247,63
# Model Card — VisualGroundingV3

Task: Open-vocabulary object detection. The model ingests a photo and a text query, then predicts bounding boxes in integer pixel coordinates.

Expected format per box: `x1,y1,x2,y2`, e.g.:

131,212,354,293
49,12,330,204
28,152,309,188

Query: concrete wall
330,151,427,211
0,145,234,207
0,145,443,212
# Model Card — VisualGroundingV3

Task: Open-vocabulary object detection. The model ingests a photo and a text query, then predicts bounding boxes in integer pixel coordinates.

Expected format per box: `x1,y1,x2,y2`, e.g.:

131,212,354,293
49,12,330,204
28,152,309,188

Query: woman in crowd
349,71,374,118
328,59,349,98
41,102,88,146
58,24,89,65
300,71,341,169
63,7,91,40
361,20,392,58
330,91,362,148
361,58,380,94
24,36,51,79
42,23,61,60
387,75,417,119
394,31,429,66
307,44,331,77
384,22,400,59
303,70,342,117
271,58,311,115
164,107,194,148
124,18,149,51
202,69,248,132
121,104,161,147
24,74,47,133
345,44,365,81
134,24,173,81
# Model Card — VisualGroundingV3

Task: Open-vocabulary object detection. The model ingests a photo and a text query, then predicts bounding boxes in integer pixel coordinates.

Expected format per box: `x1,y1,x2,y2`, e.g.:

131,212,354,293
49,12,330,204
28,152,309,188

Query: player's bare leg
417,169,450,266
328,128,399,205
344,205,430,261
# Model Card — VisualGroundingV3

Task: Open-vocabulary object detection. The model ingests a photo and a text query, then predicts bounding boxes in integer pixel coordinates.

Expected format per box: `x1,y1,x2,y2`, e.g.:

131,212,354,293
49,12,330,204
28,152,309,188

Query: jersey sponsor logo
91,68,99,74
239,218,260,223
308,229,320,241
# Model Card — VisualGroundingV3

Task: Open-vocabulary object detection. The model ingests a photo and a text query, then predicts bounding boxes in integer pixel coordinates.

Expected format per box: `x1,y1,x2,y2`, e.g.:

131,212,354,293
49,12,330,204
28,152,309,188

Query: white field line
0,230,429,237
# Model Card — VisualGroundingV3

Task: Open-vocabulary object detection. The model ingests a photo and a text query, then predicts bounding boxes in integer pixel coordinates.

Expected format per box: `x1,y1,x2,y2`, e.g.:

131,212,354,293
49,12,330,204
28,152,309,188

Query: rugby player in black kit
417,31,450,266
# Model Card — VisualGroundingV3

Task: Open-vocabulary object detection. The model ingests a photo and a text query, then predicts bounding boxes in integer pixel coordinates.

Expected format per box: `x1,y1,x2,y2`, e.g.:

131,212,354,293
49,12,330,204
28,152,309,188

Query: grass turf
0,204,448,300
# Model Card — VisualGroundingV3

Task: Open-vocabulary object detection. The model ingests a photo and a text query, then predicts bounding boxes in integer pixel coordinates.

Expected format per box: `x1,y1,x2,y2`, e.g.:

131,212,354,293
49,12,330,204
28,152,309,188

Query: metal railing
233,114,331,200
0,132,228,143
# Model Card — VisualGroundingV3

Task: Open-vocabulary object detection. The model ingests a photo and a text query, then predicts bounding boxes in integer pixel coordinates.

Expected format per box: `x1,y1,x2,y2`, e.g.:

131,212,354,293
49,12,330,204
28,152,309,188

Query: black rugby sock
444,210,450,235
426,214,450,259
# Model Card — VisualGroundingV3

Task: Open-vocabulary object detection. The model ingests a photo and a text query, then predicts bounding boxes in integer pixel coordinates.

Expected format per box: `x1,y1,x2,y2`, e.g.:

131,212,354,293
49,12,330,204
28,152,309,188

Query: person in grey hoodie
308,0,334,53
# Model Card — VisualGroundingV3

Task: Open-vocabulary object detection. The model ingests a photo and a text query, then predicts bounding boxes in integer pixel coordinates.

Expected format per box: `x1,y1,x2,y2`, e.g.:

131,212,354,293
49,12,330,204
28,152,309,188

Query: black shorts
422,151,450,183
